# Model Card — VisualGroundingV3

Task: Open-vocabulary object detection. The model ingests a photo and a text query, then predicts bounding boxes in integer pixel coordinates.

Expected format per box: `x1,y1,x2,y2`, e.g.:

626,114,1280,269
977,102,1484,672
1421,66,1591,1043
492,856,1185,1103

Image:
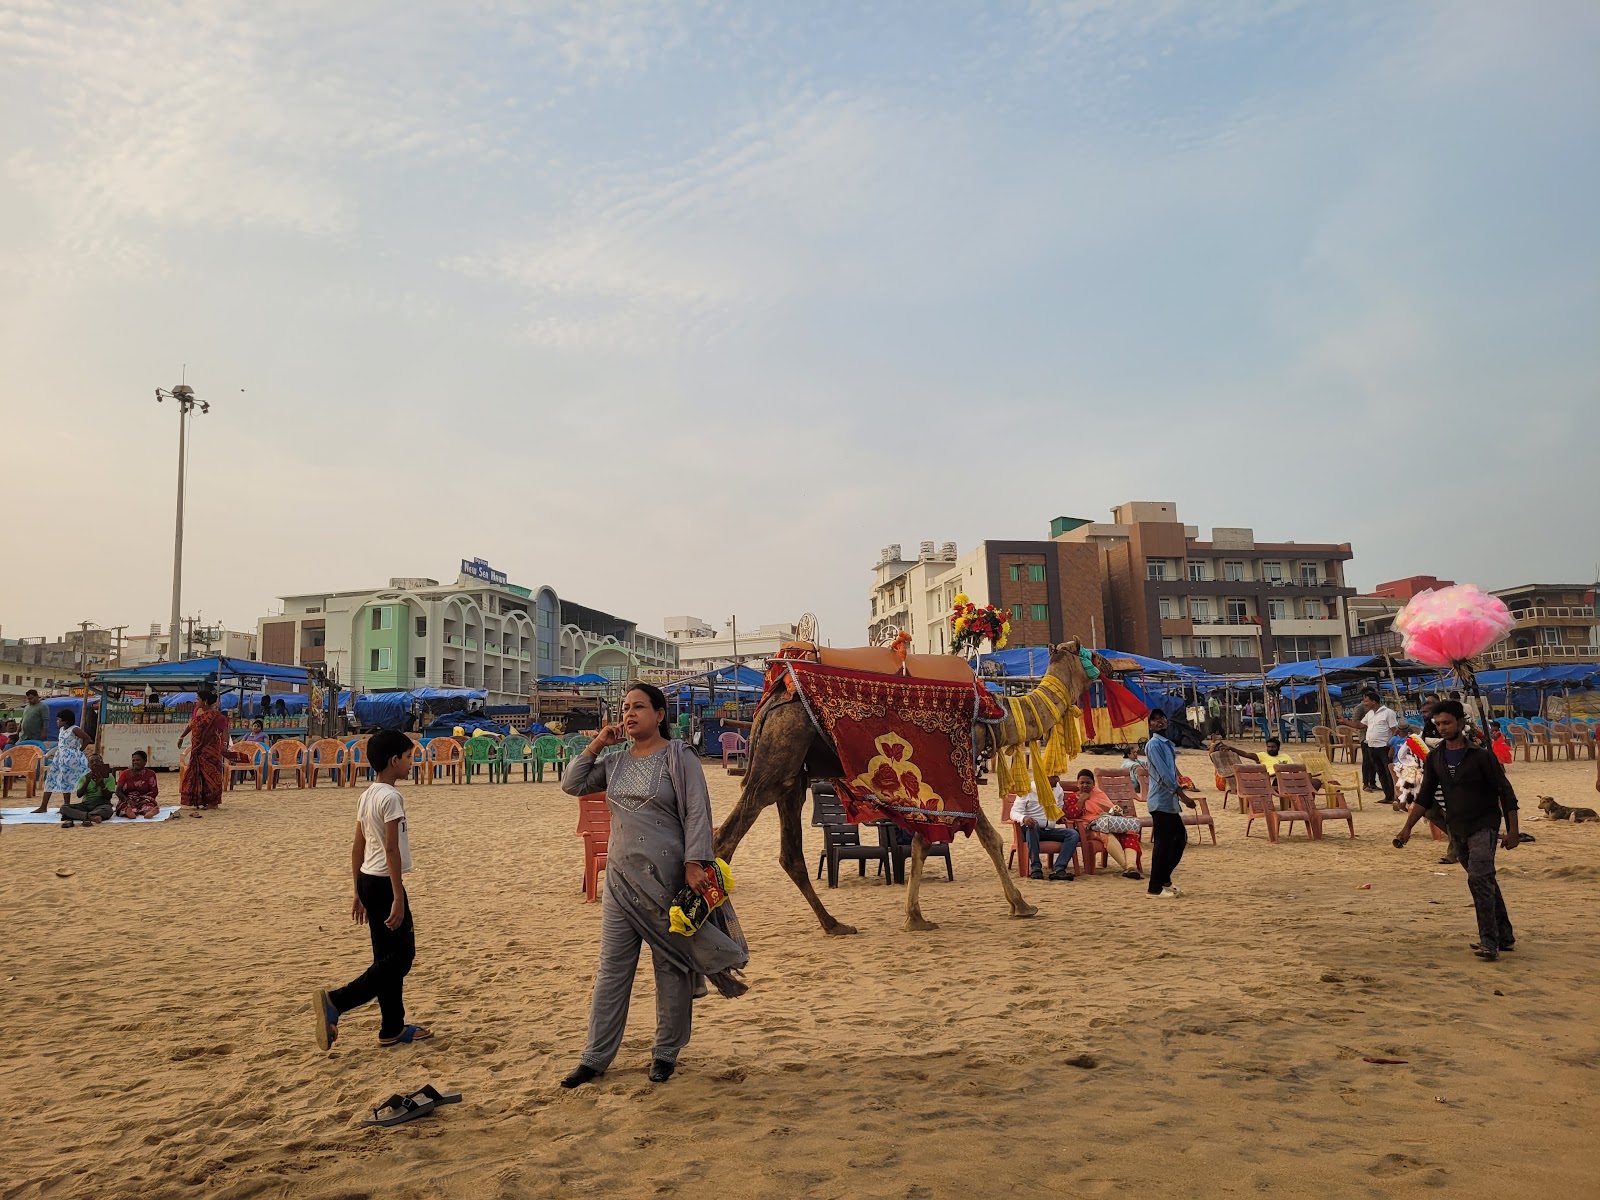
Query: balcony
1485,643,1595,664
445,634,463,648
1350,630,1403,656
1509,607,1594,627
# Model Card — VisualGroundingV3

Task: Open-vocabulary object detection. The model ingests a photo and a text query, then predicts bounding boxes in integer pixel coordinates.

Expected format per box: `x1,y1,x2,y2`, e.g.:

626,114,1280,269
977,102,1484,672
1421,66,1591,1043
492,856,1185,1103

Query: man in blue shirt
1144,709,1193,898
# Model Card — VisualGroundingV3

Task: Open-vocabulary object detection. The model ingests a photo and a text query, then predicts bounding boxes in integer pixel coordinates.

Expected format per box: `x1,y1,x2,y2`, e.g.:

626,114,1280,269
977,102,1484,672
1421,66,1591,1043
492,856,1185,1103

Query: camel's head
1047,639,1094,698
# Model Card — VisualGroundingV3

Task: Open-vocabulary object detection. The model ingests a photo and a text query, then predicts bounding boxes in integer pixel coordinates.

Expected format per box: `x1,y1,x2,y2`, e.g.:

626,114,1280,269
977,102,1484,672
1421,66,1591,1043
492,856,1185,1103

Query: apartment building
257,559,677,704
868,538,1106,657
0,636,84,698
662,616,799,672
1057,502,1354,671
1485,584,1597,666
120,625,258,667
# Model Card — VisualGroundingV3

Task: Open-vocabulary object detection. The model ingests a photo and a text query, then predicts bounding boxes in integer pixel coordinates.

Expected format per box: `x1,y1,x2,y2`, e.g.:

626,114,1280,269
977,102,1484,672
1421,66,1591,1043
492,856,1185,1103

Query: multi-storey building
868,538,1106,658
1057,501,1355,671
120,625,258,667
662,617,799,673
0,636,84,698
1485,584,1597,666
255,559,676,704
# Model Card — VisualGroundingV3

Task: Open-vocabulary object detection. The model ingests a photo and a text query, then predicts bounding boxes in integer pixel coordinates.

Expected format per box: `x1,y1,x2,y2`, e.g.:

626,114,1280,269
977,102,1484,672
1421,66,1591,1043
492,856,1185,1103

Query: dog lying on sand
1537,796,1599,823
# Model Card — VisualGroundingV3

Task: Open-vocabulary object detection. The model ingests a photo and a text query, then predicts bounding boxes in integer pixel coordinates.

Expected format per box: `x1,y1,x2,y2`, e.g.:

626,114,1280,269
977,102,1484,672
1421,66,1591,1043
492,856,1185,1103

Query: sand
4,746,1599,1199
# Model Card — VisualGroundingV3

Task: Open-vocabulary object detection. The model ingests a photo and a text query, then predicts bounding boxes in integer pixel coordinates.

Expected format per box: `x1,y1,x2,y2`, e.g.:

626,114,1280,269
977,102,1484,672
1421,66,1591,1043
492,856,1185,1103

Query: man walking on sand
1394,701,1519,961
1144,709,1194,899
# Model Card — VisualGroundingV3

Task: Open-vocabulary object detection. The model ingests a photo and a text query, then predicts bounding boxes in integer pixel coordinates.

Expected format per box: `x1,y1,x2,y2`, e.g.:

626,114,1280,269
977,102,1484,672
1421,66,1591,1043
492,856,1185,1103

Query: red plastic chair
719,731,747,772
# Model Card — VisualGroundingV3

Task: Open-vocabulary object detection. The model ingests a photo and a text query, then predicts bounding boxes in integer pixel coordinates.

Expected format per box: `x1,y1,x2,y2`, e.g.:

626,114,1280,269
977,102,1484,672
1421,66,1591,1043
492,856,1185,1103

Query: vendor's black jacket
1416,742,1517,837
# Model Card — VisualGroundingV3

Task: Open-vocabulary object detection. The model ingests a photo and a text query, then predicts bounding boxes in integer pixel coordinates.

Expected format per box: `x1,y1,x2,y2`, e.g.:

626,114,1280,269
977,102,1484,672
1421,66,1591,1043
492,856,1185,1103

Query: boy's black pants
329,872,414,1039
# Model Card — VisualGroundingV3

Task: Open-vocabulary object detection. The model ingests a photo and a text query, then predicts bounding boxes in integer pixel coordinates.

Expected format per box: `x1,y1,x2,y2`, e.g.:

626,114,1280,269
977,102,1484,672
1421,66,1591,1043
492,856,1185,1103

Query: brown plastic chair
1182,789,1217,845
1276,763,1354,839
1311,725,1335,759
1001,794,1085,878
266,738,307,789
1336,727,1362,764
1,745,43,800
305,738,349,787
409,738,431,784
1506,725,1532,762
227,742,266,790
1550,725,1577,761
426,737,463,785
1209,748,1241,810
1085,770,1146,872
1528,725,1554,763
1237,763,1311,842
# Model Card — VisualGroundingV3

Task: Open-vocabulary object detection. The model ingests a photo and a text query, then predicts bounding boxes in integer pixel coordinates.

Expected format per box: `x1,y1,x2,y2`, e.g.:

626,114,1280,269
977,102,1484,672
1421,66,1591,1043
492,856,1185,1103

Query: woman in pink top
1075,769,1142,879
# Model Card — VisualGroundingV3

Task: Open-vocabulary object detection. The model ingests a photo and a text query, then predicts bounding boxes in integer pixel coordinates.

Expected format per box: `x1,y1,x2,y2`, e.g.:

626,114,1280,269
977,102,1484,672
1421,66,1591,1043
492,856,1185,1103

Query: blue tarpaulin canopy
981,646,1201,678
353,688,488,730
92,657,310,687
1263,656,1379,682
538,673,609,686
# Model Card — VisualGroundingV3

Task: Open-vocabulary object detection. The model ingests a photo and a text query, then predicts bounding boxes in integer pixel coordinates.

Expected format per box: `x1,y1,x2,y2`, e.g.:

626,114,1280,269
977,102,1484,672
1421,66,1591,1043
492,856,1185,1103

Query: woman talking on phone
558,682,749,1088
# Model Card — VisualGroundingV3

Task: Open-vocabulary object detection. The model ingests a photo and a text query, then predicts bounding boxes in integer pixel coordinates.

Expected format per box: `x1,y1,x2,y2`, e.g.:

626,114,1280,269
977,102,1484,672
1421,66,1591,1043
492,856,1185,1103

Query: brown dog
1537,796,1599,823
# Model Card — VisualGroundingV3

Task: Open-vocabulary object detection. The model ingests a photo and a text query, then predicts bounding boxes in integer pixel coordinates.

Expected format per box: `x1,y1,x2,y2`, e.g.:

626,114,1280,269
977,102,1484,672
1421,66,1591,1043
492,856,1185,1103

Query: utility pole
730,614,739,686
156,376,210,661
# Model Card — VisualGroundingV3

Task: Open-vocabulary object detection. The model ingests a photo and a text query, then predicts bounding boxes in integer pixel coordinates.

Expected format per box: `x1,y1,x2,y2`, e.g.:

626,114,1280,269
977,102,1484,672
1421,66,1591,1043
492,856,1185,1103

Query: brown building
1485,584,1597,666
1057,502,1355,671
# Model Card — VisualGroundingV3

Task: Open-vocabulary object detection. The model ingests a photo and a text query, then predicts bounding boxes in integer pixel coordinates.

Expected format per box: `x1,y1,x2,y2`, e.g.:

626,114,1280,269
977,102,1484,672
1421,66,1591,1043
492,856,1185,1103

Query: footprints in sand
167,1042,233,1062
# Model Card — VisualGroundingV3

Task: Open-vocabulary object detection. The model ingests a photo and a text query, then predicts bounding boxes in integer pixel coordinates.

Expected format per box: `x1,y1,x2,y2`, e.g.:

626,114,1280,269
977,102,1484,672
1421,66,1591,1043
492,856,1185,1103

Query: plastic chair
499,733,536,782
0,745,43,800
1297,749,1362,811
266,739,308,789
1237,763,1311,842
409,738,431,784
306,738,349,787
344,737,371,786
811,789,892,887
428,737,464,785
576,792,609,899
1527,725,1555,763
719,731,747,772
1210,748,1241,810
462,735,500,784
564,733,592,762
227,742,266,790
532,734,566,781
1001,794,1084,878
1276,763,1354,839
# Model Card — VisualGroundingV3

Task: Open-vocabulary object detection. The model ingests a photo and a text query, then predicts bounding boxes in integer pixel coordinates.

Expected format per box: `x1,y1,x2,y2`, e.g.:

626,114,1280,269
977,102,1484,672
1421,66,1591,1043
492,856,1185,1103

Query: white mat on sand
1,806,180,825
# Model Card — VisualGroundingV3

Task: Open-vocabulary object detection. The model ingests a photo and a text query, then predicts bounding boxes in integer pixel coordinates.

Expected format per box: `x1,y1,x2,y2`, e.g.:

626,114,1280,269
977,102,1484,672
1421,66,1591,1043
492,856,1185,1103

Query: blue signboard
461,558,508,586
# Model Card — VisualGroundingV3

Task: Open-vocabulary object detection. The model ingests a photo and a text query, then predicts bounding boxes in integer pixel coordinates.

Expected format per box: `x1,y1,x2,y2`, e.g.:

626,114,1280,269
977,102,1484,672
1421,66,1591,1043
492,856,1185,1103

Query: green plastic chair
499,733,535,782
563,733,591,761
462,735,500,784
533,734,566,781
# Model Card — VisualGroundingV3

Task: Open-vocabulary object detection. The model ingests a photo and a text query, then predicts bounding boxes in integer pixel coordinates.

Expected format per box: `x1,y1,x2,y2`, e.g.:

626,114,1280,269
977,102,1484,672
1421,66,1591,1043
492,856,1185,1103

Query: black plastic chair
879,822,954,884
811,789,892,887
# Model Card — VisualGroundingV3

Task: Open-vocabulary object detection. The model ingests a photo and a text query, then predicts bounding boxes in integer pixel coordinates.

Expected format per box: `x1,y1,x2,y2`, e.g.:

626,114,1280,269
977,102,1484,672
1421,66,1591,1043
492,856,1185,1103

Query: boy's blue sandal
380,1024,433,1046
312,989,339,1051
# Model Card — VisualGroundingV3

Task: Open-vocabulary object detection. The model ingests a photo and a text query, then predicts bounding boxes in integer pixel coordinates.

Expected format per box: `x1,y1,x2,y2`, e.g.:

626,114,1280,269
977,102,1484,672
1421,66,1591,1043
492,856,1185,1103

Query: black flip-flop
362,1092,437,1127
413,1084,462,1106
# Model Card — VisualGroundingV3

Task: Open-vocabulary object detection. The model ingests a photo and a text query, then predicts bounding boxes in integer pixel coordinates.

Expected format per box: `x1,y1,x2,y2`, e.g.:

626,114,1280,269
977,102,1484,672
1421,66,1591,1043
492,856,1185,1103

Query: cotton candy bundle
1394,584,1514,666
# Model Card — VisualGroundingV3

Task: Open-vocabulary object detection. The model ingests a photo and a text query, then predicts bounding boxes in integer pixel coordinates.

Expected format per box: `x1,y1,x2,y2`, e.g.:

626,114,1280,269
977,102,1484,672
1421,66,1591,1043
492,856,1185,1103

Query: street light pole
155,381,209,662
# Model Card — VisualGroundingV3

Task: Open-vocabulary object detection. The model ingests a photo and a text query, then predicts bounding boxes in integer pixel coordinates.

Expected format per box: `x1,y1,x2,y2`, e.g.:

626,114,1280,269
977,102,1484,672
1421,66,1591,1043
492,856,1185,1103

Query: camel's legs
903,834,938,932
776,785,857,936
974,808,1038,919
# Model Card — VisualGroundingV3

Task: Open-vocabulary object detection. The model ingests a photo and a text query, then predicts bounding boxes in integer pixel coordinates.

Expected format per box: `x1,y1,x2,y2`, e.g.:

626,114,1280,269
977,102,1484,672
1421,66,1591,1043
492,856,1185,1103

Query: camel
713,641,1096,934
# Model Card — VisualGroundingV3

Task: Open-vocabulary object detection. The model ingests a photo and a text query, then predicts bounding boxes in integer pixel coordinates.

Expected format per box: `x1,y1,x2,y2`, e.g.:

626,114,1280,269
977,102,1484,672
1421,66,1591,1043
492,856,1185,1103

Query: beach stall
90,657,311,769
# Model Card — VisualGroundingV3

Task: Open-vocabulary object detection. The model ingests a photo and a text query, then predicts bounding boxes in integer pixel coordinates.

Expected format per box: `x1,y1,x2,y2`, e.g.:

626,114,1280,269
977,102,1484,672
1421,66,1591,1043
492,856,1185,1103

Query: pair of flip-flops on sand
364,1084,462,1127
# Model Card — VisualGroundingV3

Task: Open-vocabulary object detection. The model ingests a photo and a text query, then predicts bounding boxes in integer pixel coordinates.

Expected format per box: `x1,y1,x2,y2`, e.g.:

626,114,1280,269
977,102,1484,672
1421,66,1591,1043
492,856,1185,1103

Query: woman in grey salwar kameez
560,684,748,1087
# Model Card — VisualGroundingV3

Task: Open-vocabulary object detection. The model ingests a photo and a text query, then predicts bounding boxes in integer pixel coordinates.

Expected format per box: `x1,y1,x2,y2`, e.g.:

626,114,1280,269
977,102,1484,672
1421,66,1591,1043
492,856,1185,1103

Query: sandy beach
4,745,1599,1199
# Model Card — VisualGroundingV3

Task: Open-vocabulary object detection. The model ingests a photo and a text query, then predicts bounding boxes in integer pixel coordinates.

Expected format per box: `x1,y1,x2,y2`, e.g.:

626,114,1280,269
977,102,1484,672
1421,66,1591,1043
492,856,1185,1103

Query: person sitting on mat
114,750,162,819
62,755,118,826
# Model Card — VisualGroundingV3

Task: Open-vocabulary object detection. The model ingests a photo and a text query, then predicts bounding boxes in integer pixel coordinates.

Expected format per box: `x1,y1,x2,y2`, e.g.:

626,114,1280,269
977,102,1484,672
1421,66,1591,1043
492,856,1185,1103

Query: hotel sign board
637,667,697,685
461,558,508,586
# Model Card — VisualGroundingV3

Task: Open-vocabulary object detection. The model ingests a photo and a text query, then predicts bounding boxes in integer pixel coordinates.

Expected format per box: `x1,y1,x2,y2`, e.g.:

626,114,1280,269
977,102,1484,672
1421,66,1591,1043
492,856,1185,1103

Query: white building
256,559,677,704
662,616,799,673
121,624,258,667
867,541,961,648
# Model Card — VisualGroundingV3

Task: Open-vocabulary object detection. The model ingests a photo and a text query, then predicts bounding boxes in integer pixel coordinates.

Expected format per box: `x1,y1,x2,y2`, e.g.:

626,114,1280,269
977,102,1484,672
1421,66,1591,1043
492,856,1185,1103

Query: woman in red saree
178,688,232,812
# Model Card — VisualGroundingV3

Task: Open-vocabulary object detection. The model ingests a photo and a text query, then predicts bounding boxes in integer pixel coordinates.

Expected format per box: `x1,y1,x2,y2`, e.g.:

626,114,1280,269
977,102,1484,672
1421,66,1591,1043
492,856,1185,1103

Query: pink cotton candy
1394,584,1515,666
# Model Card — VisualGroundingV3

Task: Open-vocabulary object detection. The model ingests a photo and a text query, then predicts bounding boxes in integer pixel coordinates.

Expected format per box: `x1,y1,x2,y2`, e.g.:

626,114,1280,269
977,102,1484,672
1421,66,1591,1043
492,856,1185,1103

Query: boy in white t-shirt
312,730,432,1049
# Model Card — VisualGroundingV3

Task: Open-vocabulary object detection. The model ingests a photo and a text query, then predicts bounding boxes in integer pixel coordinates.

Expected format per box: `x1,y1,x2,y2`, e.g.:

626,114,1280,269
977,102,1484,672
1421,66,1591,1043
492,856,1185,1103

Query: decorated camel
713,640,1099,935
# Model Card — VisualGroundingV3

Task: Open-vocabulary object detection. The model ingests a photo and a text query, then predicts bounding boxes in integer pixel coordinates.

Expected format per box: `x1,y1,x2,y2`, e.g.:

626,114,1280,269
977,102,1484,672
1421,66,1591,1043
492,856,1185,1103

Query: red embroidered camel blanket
769,658,993,843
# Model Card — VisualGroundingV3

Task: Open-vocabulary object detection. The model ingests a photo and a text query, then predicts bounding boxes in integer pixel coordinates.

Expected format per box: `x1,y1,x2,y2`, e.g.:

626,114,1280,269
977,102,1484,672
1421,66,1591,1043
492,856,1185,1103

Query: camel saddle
782,641,977,683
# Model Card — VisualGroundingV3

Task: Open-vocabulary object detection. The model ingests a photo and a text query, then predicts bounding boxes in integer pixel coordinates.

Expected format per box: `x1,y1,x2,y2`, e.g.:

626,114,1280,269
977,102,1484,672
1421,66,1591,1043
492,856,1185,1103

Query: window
1158,597,1176,619
370,606,393,631
1011,604,1025,620
370,647,391,672
1028,563,1046,582
1161,638,1175,658
1542,627,1560,645
1226,599,1248,622
1031,604,1048,621
1303,598,1322,619
1299,563,1319,585
871,599,877,616
414,657,427,677
416,616,427,637
1008,565,1021,582
308,629,325,648
1188,561,1208,582
1192,638,1214,658
1190,599,1211,622
1268,598,1287,620
1223,561,1245,582
539,639,553,659
1231,637,1253,657
1262,561,1284,582
1147,560,1169,581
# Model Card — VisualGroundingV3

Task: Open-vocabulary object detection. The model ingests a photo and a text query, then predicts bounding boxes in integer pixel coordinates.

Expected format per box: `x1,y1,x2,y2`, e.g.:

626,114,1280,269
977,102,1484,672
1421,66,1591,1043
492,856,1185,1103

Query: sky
2,0,1596,650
